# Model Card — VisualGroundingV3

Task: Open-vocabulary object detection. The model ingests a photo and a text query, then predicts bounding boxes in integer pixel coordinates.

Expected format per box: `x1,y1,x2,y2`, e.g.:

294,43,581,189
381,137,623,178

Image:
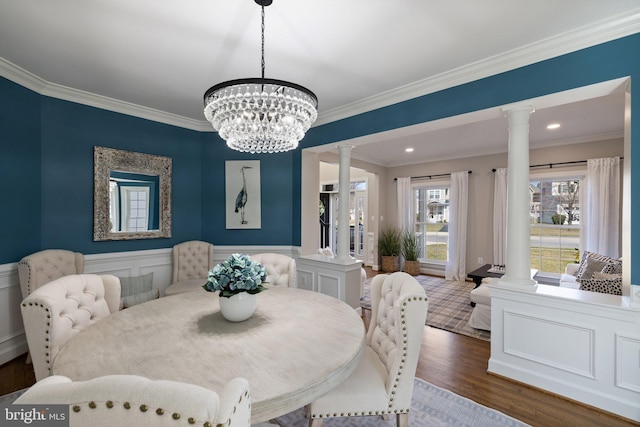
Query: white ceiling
0,1,638,166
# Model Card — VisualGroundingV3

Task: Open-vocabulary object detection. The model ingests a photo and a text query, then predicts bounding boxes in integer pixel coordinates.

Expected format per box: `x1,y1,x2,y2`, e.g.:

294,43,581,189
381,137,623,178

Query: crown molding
314,9,640,127
1,9,639,131
0,58,212,132
41,81,213,132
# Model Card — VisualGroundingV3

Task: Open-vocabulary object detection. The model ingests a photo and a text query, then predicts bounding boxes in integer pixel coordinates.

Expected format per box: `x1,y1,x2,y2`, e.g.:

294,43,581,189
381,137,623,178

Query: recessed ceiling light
546,123,561,130
405,147,414,153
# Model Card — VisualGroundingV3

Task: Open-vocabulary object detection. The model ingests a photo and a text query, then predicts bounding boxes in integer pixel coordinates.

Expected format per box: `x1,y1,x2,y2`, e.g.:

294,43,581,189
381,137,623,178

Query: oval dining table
52,287,365,424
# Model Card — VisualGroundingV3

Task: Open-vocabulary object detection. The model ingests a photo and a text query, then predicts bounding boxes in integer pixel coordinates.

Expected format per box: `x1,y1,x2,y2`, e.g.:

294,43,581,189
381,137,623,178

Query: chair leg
396,413,408,427
309,418,323,427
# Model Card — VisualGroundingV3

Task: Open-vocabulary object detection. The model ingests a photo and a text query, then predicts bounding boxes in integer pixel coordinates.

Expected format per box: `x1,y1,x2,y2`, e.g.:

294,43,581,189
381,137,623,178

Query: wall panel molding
503,310,595,378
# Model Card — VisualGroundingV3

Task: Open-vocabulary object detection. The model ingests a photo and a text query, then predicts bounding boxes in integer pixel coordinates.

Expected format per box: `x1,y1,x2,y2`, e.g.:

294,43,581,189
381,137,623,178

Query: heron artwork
235,166,252,224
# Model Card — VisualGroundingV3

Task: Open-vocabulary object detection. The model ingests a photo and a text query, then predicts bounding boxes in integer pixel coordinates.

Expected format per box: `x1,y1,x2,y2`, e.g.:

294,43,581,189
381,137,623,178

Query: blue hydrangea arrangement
203,253,267,298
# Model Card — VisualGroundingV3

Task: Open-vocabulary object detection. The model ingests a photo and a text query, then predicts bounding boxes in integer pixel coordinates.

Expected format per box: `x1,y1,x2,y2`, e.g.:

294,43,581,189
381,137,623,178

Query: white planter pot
218,292,257,322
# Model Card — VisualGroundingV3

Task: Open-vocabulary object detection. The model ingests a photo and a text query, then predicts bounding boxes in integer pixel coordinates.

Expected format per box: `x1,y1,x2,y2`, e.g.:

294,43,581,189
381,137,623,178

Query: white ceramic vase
218,292,257,322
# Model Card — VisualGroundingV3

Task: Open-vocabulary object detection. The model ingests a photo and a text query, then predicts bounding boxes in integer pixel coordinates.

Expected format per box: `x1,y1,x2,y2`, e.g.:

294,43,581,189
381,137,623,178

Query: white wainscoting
0,245,298,366
296,255,363,308
488,284,640,422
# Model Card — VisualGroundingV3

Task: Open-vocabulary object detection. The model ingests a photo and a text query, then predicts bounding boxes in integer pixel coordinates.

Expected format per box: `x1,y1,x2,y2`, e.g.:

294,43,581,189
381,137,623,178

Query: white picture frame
225,160,261,229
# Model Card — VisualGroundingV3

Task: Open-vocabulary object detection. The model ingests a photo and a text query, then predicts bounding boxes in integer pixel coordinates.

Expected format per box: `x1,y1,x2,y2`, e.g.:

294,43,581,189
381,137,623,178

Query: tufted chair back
308,272,427,427
172,240,214,282
20,274,121,381
15,374,251,427
250,253,296,287
164,241,215,296
18,249,85,300
367,272,428,406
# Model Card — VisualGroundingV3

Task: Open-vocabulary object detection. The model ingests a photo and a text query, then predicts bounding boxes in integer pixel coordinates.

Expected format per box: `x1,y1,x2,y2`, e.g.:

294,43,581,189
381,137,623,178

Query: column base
498,276,538,292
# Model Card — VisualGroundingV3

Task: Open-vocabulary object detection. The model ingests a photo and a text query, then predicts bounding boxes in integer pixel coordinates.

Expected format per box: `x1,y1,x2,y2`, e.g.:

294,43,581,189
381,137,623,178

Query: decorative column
336,144,353,261
500,105,537,290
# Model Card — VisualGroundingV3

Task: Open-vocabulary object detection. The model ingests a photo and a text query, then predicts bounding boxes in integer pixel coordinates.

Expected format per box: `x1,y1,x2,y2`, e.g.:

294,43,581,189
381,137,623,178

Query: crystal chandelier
204,0,318,154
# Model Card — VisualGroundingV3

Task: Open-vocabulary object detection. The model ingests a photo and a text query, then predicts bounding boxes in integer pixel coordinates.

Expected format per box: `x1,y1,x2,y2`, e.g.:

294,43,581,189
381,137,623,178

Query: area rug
361,275,490,341
0,388,28,406
2,380,529,427
274,377,529,427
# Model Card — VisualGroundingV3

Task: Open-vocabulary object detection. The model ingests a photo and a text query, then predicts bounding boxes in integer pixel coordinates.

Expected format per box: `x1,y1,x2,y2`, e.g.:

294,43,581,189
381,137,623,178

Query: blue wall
1,32,639,283
200,132,295,245
0,78,41,260
0,79,298,264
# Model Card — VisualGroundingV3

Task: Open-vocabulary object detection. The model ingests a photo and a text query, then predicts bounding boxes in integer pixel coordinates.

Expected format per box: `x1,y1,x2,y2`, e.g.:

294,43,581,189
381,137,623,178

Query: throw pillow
122,288,160,309
576,257,609,282
119,272,154,297
579,276,622,295
575,251,617,280
592,271,621,280
601,261,623,275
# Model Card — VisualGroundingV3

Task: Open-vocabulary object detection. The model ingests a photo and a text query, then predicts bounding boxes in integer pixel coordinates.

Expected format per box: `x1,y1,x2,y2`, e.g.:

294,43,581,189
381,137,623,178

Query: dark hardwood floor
1,269,636,426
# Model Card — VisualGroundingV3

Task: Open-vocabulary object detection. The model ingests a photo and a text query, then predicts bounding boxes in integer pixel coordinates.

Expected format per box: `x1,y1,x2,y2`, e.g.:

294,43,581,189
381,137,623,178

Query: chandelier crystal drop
203,0,318,154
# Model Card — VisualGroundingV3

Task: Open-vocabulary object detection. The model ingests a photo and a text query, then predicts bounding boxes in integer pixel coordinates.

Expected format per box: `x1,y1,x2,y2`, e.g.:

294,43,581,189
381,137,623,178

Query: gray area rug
361,275,491,341
2,379,529,427
274,377,529,427
0,388,28,406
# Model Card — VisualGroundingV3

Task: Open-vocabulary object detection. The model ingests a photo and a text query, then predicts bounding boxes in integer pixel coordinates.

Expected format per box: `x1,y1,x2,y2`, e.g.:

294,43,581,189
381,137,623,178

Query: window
121,187,150,232
529,174,582,278
414,185,450,262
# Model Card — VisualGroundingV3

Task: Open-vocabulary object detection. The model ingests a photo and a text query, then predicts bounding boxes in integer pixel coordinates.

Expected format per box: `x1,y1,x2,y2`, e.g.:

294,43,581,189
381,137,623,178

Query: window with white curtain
529,171,584,278
414,184,450,262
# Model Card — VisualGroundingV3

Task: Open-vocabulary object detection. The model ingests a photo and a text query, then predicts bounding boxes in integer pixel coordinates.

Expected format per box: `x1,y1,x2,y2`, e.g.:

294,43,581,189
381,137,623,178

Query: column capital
337,143,353,154
501,103,535,116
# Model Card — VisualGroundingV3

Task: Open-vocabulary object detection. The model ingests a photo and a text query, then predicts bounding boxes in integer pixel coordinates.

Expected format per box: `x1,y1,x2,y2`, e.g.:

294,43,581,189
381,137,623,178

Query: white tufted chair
307,272,428,427
164,241,214,296
20,274,121,381
250,253,297,287
15,374,251,427
18,249,85,300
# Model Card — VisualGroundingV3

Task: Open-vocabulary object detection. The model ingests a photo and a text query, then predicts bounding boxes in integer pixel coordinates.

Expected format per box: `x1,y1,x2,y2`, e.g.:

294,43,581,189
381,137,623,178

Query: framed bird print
225,160,261,229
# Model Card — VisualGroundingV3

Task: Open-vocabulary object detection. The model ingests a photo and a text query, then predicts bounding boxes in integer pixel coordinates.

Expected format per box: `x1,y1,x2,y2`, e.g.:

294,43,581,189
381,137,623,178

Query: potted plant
203,253,267,322
402,228,421,276
378,227,401,272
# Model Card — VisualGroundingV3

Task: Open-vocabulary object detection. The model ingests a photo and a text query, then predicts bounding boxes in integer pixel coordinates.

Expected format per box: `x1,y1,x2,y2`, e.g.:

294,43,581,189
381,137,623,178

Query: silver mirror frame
94,146,172,241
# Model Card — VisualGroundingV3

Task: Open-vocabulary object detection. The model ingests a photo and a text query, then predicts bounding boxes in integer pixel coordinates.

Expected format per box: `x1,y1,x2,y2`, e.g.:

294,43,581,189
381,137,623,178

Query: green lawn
426,224,445,232
530,225,579,237
424,243,447,261
420,224,579,274
531,247,578,274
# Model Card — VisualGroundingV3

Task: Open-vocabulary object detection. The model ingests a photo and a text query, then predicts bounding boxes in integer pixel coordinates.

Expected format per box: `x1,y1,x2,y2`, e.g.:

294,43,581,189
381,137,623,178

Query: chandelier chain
261,5,265,79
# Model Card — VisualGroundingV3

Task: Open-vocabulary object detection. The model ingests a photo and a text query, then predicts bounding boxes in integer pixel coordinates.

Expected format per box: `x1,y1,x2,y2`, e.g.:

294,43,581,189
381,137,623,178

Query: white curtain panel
445,171,469,281
493,168,508,266
396,177,414,231
582,157,620,257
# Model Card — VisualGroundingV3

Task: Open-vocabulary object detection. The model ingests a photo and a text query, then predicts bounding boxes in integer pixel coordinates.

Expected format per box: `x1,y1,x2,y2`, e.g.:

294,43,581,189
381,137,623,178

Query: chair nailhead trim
124,402,131,409
172,413,180,420
308,294,427,422
156,408,164,415
188,417,196,424
140,404,148,412
106,401,113,408
72,405,80,412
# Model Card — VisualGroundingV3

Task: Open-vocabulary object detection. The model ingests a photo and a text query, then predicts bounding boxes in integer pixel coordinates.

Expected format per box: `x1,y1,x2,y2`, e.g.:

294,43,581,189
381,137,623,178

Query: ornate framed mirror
94,146,172,241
